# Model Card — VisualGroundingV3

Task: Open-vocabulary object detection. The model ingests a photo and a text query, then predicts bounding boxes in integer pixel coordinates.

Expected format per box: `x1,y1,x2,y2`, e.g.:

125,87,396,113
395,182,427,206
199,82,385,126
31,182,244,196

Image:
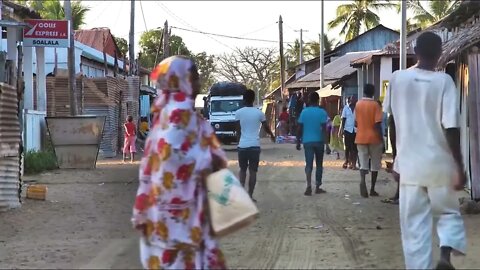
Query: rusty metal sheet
46,116,105,169
46,116,105,146
0,156,20,211
53,145,101,169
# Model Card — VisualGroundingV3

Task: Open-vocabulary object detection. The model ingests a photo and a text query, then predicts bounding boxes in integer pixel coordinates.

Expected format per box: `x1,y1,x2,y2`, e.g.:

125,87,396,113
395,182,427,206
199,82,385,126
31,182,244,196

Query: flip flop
342,163,348,169
381,198,399,205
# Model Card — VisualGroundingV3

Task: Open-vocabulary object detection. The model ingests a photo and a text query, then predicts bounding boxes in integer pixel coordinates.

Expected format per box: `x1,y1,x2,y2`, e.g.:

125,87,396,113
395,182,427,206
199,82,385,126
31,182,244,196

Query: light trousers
399,184,466,269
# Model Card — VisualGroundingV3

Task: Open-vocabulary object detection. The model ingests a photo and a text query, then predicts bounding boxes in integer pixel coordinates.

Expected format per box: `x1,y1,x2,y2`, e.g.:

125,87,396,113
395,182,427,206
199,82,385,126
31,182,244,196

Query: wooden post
129,0,135,76
103,33,108,77
65,0,78,116
163,20,169,59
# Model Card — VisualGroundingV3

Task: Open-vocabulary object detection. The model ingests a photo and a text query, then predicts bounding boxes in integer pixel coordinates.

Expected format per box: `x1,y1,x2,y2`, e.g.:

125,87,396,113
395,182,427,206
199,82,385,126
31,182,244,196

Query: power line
113,1,125,32
172,26,290,44
139,0,149,32
238,22,276,37
91,1,111,22
155,2,235,51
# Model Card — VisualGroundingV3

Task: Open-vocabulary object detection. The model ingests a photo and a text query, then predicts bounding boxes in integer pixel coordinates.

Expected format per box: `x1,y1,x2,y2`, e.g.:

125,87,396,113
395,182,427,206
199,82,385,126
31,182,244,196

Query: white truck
203,82,247,144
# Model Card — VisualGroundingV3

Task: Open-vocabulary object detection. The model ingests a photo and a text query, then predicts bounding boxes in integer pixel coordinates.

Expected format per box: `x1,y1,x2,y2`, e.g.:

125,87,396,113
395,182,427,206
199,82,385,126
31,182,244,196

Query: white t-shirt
383,68,459,187
235,107,266,148
341,105,356,133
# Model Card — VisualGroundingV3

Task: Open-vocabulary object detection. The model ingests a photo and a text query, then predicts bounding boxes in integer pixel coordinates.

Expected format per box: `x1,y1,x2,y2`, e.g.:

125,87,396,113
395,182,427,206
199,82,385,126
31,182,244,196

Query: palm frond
328,12,351,31
429,0,456,20
364,9,381,30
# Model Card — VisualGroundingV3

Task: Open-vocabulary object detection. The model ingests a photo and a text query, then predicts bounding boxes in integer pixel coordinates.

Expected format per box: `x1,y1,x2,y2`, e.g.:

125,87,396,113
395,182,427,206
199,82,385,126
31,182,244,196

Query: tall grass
24,150,58,175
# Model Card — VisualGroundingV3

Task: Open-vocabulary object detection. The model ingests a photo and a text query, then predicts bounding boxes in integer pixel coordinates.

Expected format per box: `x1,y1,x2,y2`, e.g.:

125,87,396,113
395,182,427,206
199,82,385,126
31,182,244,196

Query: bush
24,150,58,175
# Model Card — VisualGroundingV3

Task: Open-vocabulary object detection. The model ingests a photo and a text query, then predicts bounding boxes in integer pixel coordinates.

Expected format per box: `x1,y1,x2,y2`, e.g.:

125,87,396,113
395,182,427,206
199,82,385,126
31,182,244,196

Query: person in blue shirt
296,92,328,196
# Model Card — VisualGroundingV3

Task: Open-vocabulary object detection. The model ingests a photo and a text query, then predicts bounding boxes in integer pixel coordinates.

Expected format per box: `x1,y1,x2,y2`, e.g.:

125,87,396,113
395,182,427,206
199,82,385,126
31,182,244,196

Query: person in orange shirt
354,84,384,198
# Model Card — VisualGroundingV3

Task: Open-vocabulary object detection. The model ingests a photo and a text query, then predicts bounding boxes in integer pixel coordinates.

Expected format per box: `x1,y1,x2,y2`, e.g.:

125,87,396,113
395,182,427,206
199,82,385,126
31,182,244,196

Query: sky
83,1,405,56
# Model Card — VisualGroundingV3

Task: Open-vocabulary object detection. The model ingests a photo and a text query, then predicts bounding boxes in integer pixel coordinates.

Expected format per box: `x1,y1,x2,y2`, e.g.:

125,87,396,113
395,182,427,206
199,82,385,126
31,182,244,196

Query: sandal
381,198,399,205
342,162,348,169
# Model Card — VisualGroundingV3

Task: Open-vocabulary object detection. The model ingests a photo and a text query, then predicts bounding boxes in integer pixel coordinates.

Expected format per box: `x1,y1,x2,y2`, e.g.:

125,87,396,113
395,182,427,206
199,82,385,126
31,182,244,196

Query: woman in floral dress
132,56,228,269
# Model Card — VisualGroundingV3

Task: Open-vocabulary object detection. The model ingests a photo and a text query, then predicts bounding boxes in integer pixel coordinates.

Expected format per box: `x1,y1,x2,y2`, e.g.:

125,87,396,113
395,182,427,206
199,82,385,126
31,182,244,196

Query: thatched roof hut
435,0,480,67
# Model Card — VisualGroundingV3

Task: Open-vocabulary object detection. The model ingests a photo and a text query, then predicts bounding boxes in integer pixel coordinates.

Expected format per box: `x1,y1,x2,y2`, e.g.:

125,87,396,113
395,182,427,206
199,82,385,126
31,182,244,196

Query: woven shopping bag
206,168,259,237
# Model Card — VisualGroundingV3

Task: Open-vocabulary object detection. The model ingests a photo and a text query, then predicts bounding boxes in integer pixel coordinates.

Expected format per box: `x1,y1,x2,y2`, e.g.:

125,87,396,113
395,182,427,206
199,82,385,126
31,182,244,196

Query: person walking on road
123,115,137,163
296,92,328,196
339,96,358,170
235,89,275,202
132,56,228,269
383,32,467,269
354,84,384,198
330,113,344,160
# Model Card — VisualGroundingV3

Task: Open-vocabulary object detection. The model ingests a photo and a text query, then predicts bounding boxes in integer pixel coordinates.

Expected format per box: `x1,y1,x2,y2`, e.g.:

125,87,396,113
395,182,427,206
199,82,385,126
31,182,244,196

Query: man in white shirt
339,96,358,170
235,89,275,201
383,32,466,269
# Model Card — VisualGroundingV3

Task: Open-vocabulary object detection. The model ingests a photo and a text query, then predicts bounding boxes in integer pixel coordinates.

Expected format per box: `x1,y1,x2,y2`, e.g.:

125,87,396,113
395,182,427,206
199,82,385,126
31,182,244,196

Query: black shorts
238,147,261,172
344,131,357,152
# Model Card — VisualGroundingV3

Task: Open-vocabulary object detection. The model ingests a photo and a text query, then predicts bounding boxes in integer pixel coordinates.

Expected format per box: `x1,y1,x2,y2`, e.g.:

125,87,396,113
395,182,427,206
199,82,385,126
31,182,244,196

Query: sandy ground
1,141,480,269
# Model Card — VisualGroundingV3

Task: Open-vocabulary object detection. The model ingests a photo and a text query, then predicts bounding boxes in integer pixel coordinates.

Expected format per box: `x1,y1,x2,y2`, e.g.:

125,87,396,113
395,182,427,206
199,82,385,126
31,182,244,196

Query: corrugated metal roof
75,28,122,58
0,83,21,211
287,51,378,88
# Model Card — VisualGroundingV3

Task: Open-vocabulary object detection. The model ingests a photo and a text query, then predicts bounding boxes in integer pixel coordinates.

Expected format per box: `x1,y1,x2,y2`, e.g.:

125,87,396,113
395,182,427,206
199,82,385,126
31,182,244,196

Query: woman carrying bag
131,56,230,269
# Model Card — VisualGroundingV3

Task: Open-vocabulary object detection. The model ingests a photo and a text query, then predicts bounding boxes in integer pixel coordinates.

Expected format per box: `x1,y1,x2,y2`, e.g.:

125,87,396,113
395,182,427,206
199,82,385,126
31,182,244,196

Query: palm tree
70,1,90,30
328,0,396,42
36,0,90,30
286,39,301,65
401,0,460,29
305,34,336,59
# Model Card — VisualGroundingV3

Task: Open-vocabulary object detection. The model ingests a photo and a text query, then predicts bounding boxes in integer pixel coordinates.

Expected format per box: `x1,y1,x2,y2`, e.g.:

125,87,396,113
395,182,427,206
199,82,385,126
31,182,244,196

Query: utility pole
320,0,325,89
294,29,308,64
400,0,407,70
163,20,170,59
278,15,286,102
65,0,77,116
129,0,135,76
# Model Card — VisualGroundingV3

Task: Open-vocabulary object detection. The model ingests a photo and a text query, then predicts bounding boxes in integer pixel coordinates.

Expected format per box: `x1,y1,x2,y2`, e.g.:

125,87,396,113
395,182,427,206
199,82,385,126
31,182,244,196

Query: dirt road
1,141,479,269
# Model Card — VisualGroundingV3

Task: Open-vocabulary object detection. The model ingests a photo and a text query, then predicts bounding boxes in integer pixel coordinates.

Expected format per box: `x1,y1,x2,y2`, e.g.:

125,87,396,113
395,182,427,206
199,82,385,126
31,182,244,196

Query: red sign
23,19,70,47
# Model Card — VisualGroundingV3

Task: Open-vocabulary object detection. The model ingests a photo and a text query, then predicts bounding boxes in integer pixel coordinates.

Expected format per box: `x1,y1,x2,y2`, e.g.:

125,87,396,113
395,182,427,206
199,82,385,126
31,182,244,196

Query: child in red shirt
278,107,289,136
123,115,137,163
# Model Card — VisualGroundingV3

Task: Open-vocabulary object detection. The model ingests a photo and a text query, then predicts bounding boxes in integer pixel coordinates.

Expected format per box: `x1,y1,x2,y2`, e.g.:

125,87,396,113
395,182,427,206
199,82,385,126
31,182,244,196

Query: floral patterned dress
132,56,228,270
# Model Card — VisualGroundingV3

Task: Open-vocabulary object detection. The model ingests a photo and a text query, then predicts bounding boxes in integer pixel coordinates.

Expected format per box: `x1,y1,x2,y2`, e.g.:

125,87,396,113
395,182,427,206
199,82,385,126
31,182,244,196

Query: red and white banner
23,19,70,48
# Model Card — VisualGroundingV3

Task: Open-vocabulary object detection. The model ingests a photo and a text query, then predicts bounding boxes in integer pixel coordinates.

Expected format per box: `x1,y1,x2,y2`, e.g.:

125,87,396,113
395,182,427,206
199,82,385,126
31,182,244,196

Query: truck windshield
210,100,243,113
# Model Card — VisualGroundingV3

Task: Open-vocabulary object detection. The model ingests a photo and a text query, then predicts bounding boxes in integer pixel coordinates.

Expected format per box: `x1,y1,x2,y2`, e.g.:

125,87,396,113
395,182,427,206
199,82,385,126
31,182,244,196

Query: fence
0,83,21,211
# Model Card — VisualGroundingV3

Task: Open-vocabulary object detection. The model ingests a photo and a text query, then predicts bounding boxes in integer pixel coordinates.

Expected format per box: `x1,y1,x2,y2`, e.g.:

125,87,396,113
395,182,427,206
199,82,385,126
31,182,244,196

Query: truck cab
204,82,247,144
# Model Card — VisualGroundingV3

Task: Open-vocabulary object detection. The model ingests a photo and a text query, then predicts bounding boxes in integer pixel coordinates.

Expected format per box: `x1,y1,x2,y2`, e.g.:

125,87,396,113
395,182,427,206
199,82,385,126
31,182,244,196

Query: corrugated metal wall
44,76,139,158
0,83,21,210
140,95,150,118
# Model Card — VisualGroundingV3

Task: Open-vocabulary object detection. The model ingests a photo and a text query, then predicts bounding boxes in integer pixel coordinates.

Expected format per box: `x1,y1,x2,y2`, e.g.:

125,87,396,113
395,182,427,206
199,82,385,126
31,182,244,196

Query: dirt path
1,141,479,269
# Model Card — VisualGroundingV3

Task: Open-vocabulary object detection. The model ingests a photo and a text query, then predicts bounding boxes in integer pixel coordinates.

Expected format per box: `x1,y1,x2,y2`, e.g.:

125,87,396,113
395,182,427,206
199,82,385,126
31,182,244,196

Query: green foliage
114,36,129,57
139,29,217,92
328,0,396,42
22,0,90,30
192,52,217,93
286,34,336,66
24,150,58,175
138,29,190,69
400,0,460,29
